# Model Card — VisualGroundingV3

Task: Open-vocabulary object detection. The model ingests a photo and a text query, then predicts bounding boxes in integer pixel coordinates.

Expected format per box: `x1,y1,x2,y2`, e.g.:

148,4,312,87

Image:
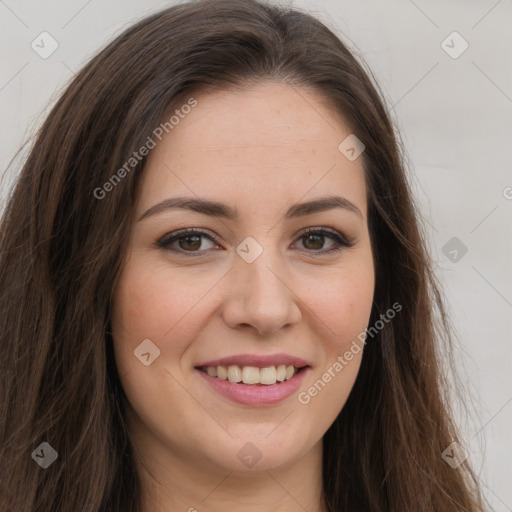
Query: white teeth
242,366,260,384
259,366,277,385
202,364,300,385
206,366,218,377
227,365,242,382
217,365,228,380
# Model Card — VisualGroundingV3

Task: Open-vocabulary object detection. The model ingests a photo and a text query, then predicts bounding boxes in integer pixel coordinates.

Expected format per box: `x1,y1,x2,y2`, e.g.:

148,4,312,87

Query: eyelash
155,227,355,256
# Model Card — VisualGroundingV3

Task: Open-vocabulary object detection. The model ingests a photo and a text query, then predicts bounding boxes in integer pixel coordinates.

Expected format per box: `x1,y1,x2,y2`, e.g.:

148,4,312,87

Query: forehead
138,81,367,219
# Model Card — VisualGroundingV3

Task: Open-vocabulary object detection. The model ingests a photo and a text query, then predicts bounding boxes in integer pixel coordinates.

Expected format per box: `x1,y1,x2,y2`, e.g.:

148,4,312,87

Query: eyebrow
138,195,363,222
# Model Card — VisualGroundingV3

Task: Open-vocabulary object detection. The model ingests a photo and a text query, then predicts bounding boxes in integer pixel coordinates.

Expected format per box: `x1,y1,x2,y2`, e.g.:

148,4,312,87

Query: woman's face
112,81,374,475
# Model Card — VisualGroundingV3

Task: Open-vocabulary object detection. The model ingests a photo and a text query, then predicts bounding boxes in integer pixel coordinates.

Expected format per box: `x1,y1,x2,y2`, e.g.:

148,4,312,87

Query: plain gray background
1,0,511,509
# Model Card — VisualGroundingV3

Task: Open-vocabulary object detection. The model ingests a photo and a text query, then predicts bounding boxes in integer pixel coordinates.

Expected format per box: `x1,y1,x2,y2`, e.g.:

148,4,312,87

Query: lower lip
196,367,310,406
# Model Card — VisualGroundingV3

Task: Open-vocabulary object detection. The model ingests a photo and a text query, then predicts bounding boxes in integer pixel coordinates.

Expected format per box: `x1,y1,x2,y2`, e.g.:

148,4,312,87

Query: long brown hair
0,0,487,510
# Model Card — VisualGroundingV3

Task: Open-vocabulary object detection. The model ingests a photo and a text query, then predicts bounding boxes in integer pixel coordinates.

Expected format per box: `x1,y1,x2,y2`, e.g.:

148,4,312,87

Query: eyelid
155,227,222,250
298,226,355,247
155,226,355,255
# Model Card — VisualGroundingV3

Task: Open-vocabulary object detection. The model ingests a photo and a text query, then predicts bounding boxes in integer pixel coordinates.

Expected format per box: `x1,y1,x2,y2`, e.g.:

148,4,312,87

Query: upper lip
195,353,311,368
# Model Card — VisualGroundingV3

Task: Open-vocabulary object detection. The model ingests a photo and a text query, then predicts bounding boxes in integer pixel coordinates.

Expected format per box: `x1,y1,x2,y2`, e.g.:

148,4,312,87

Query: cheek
113,256,191,338
300,248,373,417
307,255,375,351
317,280,372,331
296,268,372,426
111,259,175,374
111,256,223,375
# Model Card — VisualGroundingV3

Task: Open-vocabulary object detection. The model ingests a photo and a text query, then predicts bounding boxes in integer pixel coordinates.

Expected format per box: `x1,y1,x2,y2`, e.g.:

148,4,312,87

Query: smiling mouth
196,364,306,385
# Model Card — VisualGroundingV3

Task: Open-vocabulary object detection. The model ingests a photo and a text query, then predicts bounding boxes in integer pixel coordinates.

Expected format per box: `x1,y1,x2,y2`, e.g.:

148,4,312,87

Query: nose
221,246,302,336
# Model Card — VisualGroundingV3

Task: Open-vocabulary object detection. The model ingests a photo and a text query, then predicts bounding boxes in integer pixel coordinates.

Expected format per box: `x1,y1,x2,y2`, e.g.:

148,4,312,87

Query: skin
111,81,375,512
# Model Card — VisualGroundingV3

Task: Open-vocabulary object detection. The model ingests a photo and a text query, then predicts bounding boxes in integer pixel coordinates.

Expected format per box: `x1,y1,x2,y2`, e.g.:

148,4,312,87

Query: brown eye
156,227,353,257
178,235,202,251
156,228,221,255
302,233,327,250
294,228,354,254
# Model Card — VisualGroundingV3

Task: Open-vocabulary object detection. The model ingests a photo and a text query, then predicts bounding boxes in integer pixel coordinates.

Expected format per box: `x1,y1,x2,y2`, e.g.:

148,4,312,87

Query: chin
199,429,314,473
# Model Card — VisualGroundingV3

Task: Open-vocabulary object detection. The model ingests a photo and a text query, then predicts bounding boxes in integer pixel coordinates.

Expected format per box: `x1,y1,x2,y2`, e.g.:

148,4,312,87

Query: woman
0,0,487,510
